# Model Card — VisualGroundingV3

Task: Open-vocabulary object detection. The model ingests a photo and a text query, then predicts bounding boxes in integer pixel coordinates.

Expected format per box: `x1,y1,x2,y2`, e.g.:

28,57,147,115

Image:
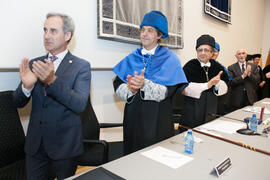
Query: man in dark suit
228,49,260,111
13,13,91,180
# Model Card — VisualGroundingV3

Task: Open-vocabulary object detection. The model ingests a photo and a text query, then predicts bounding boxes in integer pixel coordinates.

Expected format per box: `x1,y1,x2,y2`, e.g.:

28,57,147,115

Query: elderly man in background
228,49,260,111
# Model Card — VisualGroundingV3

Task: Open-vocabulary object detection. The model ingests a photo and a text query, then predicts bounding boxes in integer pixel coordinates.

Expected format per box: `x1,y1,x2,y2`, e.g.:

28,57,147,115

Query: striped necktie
241,64,245,74
50,55,58,62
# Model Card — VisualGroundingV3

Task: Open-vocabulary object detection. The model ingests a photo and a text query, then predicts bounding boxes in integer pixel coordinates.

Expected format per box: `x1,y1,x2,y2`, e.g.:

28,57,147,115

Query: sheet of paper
200,120,245,134
262,101,270,105
243,106,270,115
141,146,193,169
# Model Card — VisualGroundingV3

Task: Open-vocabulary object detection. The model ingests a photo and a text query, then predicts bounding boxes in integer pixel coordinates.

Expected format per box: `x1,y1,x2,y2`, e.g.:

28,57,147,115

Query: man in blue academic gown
113,11,188,155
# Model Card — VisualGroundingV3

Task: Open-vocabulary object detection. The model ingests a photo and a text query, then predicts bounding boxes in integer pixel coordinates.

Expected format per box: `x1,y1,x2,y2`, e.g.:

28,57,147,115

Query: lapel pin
69,60,73,64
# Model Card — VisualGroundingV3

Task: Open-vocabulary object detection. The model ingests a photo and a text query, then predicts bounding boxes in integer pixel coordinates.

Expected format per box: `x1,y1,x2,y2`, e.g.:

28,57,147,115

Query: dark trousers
26,140,78,180
231,90,250,112
241,90,250,107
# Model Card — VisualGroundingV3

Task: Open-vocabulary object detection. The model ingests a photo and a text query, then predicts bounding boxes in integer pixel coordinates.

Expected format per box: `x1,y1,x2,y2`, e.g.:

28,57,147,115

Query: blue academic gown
113,46,187,155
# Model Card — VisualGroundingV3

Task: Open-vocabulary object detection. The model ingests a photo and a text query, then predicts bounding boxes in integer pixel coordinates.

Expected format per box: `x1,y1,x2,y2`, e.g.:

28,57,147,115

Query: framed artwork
97,0,183,49
204,0,231,24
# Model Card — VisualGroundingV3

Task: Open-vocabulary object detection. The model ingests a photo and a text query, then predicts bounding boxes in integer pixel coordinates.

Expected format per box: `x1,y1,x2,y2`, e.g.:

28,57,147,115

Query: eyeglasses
197,48,211,53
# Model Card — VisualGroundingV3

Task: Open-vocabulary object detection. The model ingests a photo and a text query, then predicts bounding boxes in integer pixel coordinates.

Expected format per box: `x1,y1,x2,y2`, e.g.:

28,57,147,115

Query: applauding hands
242,64,252,79
126,69,145,94
208,71,223,89
20,58,38,90
32,59,56,85
19,58,56,90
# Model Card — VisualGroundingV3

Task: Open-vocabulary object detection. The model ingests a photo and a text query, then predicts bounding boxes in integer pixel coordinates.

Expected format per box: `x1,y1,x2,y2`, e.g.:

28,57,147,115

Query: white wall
0,0,138,69
1,0,269,131
177,0,267,67
262,0,270,65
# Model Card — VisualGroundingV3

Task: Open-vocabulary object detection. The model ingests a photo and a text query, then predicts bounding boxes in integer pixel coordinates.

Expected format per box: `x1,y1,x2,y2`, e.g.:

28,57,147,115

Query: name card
214,157,232,177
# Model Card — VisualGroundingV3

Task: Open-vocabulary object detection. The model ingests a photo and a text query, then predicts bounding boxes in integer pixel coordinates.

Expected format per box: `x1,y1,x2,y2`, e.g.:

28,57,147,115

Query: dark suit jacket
13,51,91,160
228,62,260,108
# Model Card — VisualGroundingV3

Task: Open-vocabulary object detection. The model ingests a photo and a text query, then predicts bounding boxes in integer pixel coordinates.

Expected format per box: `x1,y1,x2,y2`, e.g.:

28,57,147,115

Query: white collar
141,45,158,55
48,49,68,63
197,59,211,67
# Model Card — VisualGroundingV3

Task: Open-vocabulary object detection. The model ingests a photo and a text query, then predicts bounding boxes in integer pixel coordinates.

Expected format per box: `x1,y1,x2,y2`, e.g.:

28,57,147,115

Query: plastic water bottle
250,114,257,132
185,129,194,154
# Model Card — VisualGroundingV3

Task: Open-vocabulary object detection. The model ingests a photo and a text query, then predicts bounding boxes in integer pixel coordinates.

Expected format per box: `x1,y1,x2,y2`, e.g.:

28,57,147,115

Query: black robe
263,65,270,98
257,65,267,100
113,76,186,155
182,59,229,128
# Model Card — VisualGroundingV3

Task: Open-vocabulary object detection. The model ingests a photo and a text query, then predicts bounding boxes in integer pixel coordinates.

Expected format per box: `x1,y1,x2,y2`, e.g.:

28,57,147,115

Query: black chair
77,98,123,166
172,92,185,134
0,91,26,180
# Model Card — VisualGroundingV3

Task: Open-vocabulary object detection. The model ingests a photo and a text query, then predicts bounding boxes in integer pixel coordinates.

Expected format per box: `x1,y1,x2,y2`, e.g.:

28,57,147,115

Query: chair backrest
172,93,185,114
0,91,25,168
80,97,100,140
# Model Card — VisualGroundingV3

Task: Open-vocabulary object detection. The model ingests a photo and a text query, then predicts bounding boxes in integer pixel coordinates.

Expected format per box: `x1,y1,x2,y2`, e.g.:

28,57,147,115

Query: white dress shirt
238,61,246,71
141,44,158,55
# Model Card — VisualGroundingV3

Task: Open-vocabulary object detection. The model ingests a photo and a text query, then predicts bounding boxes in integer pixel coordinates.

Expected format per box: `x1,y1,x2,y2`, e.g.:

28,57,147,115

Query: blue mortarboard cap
215,42,220,51
140,11,168,38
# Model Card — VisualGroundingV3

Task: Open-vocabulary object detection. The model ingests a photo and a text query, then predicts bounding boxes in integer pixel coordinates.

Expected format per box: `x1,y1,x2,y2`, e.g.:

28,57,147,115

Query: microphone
262,126,270,134
236,117,262,135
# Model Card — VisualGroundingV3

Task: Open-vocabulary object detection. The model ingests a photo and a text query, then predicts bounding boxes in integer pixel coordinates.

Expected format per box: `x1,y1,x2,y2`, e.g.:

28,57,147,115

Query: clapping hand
266,72,270,79
126,69,145,94
208,71,223,89
32,59,56,85
19,58,38,90
243,65,251,78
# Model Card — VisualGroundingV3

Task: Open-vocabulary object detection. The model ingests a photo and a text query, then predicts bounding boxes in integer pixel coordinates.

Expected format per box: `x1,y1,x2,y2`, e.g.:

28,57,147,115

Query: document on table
262,101,270,105
141,146,193,169
243,106,270,114
200,120,245,134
